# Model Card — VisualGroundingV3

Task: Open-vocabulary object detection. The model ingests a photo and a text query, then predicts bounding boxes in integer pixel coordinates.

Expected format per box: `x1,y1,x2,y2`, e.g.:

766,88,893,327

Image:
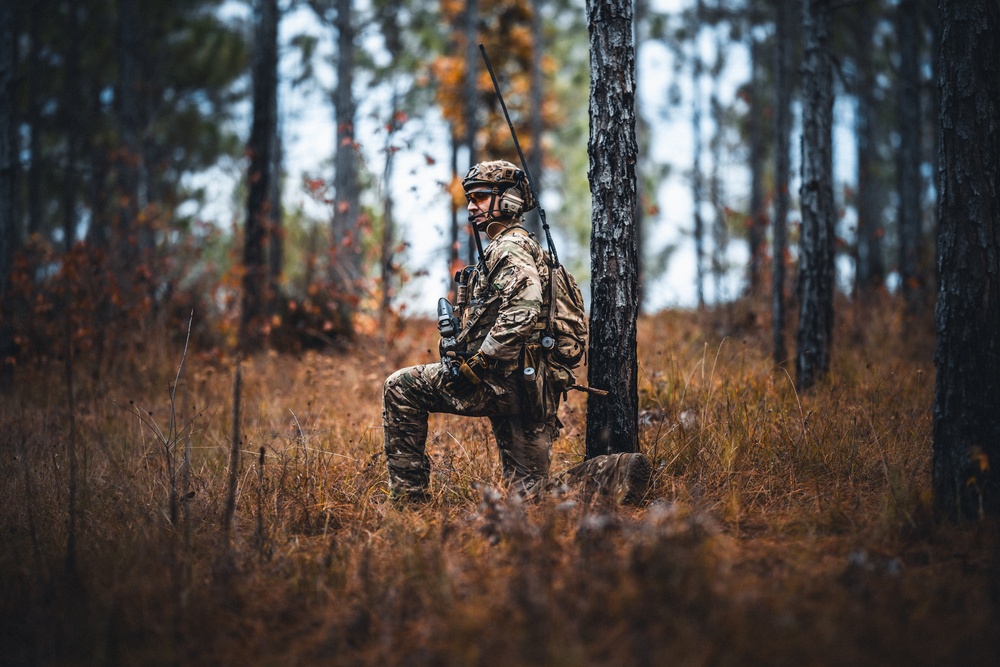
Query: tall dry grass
2,299,998,666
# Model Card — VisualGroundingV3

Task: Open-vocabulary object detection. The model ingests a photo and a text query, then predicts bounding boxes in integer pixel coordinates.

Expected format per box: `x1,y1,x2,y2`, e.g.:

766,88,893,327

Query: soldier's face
466,190,493,219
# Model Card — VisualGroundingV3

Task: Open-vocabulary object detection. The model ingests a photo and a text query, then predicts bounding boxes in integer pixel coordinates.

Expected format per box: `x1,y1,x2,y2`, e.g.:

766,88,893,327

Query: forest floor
2,299,998,666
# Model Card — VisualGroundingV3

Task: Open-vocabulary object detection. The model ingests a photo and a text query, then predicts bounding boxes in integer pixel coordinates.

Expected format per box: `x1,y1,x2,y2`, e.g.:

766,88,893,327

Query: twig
223,361,243,544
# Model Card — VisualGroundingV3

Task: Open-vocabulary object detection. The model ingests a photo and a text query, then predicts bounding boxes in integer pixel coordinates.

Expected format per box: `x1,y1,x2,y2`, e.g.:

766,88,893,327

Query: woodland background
1,0,999,665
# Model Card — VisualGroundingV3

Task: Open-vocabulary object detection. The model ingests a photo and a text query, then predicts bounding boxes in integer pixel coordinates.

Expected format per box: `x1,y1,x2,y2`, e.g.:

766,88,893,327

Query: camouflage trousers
383,362,560,497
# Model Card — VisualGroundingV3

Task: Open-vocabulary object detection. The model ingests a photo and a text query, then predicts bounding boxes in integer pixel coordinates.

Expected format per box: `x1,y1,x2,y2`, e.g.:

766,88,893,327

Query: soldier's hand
447,350,492,392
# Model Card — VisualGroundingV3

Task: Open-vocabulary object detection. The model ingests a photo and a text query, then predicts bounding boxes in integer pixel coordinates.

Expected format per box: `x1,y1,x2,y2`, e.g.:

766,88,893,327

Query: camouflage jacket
456,224,550,376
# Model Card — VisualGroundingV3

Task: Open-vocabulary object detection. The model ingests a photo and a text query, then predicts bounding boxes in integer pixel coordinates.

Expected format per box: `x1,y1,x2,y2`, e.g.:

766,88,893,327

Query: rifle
479,44,560,268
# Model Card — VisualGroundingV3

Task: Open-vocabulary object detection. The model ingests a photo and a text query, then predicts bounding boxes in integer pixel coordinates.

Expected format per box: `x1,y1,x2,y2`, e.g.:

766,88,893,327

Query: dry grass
2,300,998,666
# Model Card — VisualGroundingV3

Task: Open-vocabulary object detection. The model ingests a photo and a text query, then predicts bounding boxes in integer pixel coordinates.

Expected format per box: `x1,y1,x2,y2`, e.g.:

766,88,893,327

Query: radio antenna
479,44,559,266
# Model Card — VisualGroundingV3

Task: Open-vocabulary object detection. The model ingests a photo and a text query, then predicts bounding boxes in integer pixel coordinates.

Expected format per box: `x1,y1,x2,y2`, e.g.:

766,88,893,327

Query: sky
194,0,861,317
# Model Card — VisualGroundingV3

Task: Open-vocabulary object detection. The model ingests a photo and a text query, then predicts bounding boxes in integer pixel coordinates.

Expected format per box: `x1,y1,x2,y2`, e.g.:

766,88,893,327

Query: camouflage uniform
383,159,652,504
383,220,560,497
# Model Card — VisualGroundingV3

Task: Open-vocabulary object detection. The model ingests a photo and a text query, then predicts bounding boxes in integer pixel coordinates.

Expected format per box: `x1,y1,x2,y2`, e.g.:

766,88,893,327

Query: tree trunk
898,0,923,314
933,0,1000,518
690,6,706,309
61,0,83,252
0,0,15,384
26,0,42,239
524,0,544,240
381,91,401,327
449,128,460,278
634,0,648,311
268,122,283,302
240,0,279,352
746,10,767,297
795,0,835,392
1,0,17,282
463,0,479,266
853,0,884,298
585,0,638,458
772,0,793,368
331,0,361,331
116,0,141,273
709,26,727,304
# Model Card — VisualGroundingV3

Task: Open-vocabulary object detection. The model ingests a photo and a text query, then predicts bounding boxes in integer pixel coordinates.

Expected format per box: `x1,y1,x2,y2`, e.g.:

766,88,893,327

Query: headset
496,171,527,217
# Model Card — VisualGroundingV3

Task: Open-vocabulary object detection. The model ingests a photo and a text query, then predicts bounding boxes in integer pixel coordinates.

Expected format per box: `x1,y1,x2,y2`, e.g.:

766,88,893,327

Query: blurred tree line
0,0,956,374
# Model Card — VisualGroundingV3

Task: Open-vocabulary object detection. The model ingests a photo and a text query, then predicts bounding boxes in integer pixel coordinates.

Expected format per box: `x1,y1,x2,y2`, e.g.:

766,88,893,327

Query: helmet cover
462,160,537,214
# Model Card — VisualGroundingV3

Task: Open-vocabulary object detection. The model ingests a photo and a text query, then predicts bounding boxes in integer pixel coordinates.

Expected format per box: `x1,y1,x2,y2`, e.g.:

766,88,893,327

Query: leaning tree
585,0,639,458
933,0,1000,518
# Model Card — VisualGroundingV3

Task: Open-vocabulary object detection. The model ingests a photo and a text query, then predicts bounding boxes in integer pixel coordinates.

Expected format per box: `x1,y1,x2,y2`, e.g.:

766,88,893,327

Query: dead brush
1,306,997,666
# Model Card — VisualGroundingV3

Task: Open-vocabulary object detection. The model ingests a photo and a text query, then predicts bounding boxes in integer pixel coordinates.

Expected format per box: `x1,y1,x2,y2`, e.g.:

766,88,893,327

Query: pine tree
933,0,1000,518
585,0,638,458
795,0,835,391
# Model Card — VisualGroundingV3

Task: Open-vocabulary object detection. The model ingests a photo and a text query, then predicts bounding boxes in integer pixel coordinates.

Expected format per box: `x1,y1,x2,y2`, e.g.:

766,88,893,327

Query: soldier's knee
384,367,410,400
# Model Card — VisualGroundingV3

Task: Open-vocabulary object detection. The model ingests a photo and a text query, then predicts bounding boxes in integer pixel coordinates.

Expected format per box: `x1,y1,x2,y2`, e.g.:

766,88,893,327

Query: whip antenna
479,44,559,266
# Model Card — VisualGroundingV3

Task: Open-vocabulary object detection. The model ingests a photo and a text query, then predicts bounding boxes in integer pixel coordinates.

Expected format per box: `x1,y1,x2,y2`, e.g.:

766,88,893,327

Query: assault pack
541,254,588,369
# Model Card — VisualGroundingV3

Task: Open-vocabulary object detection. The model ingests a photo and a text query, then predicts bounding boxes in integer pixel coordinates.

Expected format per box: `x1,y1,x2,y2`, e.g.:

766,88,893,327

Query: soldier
382,159,650,503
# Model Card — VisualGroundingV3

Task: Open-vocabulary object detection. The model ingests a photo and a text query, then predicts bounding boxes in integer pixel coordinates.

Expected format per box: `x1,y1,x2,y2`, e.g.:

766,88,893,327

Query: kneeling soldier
382,159,650,503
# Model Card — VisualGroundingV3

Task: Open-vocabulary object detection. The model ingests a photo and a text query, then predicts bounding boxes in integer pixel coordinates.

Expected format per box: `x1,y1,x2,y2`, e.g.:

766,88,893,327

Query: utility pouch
521,344,550,421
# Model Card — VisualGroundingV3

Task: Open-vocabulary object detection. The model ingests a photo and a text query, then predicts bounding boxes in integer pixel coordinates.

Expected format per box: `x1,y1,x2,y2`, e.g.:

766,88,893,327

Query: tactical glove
447,350,492,393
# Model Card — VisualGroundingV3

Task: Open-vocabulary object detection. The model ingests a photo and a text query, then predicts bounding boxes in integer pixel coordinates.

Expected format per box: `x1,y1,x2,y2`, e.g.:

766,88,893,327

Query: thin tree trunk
585,0,638,458
380,91,400,327
26,0,42,239
772,0,794,368
268,124,283,302
691,7,706,309
525,0,544,239
62,0,83,251
449,127,460,279
116,0,141,278
854,1,884,298
933,0,1000,518
709,27,727,304
634,0,649,311
332,0,360,331
463,0,479,266
898,0,923,314
1,0,18,381
240,0,279,352
747,8,767,297
795,0,835,391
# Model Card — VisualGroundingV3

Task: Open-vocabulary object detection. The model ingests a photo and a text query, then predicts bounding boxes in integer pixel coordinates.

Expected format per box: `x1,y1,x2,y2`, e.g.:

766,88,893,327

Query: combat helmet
462,160,537,218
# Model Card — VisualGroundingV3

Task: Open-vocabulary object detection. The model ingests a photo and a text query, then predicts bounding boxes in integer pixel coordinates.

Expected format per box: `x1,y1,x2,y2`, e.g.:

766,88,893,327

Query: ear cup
498,188,525,216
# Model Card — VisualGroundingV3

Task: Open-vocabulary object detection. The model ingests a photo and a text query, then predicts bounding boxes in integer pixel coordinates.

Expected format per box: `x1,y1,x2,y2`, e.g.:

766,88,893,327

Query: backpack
542,254,589,368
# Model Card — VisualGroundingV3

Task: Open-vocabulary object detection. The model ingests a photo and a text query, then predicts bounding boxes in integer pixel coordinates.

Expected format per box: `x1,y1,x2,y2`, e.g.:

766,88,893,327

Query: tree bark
585,0,638,458
0,0,18,321
116,0,141,271
795,0,835,392
898,0,923,313
331,0,361,330
853,0,884,298
26,0,42,239
240,0,279,352
525,0,544,240
61,0,83,252
709,26,727,304
772,0,794,368
746,9,767,297
690,4,706,309
933,0,1000,518
463,0,479,266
